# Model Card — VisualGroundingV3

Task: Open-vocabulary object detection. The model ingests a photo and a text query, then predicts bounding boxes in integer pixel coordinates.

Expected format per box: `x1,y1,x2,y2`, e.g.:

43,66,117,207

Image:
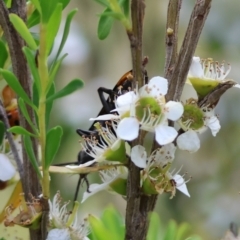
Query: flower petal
0,154,16,181
116,91,137,107
206,115,221,137
82,182,111,203
177,130,200,153
189,56,204,78
155,125,178,145
116,117,139,141
173,174,190,197
148,76,168,96
89,114,119,121
165,101,183,121
131,145,147,168
47,229,71,240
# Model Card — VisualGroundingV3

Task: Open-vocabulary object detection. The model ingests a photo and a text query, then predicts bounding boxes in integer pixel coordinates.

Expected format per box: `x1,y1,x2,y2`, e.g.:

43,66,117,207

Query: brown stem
0,1,42,239
164,0,182,79
166,0,212,102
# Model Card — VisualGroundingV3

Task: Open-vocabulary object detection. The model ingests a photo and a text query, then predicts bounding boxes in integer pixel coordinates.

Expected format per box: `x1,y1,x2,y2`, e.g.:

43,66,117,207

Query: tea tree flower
177,99,220,152
188,56,239,98
90,77,183,146
82,166,128,202
48,191,90,240
131,144,190,197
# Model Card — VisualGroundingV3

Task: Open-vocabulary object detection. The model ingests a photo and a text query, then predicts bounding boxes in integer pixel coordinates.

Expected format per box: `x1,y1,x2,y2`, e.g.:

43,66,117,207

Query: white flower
48,192,90,240
135,144,190,197
91,77,183,146
177,108,220,153
172,174,190,197
82,166,128,202
47,229,71,240
188,56,240,97
69,122,127,167
0,153,16,181
189,56,231,81
131,143,176,169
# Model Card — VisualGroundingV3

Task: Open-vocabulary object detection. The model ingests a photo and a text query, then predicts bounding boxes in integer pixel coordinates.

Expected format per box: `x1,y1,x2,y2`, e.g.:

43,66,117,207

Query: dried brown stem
0,1,42,239
166,0,212,102
125,0,147,239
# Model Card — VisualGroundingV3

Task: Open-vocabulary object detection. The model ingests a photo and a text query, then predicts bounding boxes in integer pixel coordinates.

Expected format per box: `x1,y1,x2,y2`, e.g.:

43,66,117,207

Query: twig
125,0,146,239
0,1,42,239
166,0,212,102
164,0,182,78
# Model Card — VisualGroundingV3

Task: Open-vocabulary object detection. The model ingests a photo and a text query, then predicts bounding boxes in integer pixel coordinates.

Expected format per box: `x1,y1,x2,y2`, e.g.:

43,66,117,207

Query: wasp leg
97,87,116,114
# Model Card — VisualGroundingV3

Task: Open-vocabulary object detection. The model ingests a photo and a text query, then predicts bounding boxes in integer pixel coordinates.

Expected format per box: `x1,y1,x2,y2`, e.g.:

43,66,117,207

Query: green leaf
31,0,41,15
120,0,130,17
52,8,78,64
27,9,40,28
48,54,68,92
22,47,41,94
176,223,190,240
23,135,42,179
93,0,110,7
18,98,38,134
39,0,59,23
0,121,5,145
89,215,113,240
46,3,62,55
0,69,37,111
147,212,161,240
9,14,38,50
101,206,125,240
98,8,114,40
100,11,123,20
46,79,84,102
0,40,8,68
163,220,177,240
8,126,36,137
45,126,63,168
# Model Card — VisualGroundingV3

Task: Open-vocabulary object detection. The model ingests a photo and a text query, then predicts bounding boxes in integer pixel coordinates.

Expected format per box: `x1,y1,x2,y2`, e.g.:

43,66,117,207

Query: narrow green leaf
46,3,62,55
94,0,110,7
9,14,38,50
176,223,190,240
40,0,58,23
0,121,5,145
31,0,42,15
46,79,84,102
22,47,41,94
45,126,63,168
18,98,38,134
48,54,68,93
23,135,42,179
147,212,161,240
101,207,125,240
59,0,70,8
0,40,8,68
98,8,114,40
89,215,113,240
8,126,36,137
163,220,177,240
120,0,130,17
27,9,40,28
52,9,78,64
100,11,123,20
0,70,37,111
